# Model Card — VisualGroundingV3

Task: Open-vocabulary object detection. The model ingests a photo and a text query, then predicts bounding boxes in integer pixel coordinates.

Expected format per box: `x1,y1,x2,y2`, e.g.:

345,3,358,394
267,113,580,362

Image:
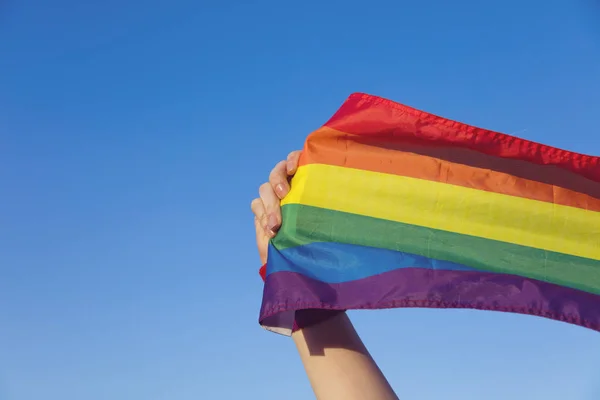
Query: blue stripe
267,242,476,283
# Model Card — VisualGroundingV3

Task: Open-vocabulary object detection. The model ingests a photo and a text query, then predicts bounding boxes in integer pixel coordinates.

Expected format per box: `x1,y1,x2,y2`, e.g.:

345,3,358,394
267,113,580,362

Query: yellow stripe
282,164,600,261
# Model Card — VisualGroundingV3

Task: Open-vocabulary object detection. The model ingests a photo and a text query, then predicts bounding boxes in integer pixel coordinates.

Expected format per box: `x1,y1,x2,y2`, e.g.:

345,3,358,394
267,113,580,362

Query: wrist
292,309,345,332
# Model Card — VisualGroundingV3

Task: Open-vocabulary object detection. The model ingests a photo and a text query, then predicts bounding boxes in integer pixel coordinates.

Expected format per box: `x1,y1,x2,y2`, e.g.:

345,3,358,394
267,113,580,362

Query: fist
251,151,301,265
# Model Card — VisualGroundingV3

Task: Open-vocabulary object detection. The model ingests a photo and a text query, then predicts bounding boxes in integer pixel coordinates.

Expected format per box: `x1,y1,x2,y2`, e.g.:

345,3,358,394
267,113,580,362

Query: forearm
292,312,398,400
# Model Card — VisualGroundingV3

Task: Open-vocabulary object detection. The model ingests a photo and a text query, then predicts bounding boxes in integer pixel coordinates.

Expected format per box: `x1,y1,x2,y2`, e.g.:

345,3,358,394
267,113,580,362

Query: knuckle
250,201,262,216
259,182,271,194
269,161,286,179
268,170,279,183
288,150,301,160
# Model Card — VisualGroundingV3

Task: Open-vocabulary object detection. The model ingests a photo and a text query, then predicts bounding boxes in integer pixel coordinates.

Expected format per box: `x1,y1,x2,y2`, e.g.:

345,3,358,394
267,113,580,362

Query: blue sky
1,1,599,399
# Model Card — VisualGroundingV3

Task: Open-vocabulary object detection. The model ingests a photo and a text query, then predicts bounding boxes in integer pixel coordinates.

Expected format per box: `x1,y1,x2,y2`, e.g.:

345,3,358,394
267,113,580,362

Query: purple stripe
259,268,600,334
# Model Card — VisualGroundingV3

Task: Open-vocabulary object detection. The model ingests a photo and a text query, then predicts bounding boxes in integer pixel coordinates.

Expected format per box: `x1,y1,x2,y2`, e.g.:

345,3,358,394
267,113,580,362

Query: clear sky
1,1,599,399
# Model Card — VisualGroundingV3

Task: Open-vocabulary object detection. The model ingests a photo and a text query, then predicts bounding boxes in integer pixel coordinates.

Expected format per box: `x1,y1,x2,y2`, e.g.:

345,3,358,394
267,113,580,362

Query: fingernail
275,184,287,197
286,162,294,174
267,214,279,233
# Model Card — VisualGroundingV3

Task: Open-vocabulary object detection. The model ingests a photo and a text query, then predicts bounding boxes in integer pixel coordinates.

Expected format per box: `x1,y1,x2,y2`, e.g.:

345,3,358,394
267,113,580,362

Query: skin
251,151,399,400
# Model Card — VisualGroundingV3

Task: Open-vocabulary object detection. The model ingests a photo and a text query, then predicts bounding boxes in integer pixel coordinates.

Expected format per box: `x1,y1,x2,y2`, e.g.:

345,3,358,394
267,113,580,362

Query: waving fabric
259,93,600,336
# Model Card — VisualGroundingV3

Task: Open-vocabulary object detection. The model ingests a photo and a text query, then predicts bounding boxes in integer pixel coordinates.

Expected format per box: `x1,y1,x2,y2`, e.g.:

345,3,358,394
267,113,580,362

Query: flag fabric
259,93,600,335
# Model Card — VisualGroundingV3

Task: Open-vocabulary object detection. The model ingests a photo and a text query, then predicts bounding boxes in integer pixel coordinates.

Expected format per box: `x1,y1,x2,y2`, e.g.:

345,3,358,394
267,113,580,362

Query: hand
251,151,302,265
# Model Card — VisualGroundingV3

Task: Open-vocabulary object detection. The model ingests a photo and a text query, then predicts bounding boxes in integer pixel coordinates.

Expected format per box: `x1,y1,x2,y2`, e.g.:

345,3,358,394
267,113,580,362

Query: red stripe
324,93,600,183
259,264,266,282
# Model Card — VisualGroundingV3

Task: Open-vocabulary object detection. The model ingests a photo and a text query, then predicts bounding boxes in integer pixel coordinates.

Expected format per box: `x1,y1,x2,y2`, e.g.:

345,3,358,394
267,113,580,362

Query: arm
293,313,399,400
251,151,399,400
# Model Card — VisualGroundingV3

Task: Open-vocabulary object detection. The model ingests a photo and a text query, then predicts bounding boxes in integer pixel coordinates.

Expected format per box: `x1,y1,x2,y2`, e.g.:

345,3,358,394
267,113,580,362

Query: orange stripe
300,127,600,212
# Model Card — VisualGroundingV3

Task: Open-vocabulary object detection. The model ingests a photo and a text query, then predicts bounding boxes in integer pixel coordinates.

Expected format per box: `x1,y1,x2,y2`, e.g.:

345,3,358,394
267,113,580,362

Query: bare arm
251,150,399,400
293,312,399,400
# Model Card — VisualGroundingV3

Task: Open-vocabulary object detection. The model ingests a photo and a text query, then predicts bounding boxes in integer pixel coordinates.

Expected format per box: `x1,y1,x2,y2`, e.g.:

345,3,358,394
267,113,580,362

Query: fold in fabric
259,93,600,336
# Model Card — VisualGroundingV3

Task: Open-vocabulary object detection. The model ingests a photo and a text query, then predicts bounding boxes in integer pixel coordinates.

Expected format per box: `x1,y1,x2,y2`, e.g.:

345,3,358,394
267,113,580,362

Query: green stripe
273,204,600,295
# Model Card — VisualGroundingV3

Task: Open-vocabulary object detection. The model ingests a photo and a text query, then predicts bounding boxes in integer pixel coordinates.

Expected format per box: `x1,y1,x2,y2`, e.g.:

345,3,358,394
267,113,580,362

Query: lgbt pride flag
259,93,600,335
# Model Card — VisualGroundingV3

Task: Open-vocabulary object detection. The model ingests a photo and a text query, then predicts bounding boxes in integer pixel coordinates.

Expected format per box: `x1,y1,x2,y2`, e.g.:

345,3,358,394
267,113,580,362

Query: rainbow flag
259,93,600,335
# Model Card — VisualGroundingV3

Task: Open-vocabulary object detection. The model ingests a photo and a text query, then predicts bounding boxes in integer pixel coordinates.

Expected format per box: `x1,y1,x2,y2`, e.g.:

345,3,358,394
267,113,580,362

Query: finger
259,182,281,236
286,150,302,175
252,199,269,266
269,160,290,199
254,214,264,243
251,197,268,234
